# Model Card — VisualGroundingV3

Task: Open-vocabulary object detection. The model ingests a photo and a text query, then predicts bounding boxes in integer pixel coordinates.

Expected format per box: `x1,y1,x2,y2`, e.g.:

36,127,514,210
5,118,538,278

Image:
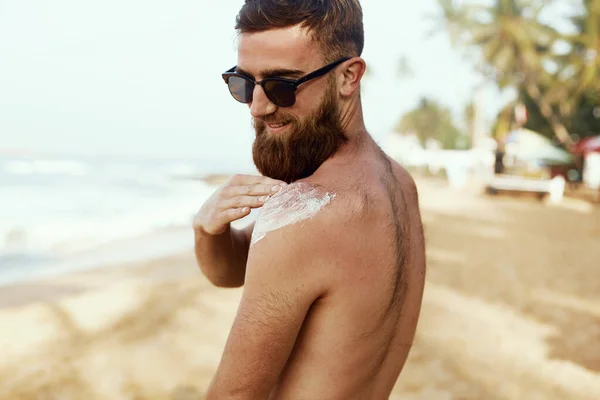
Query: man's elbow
201,269,245,288
205,385,270,400
211,276,245,289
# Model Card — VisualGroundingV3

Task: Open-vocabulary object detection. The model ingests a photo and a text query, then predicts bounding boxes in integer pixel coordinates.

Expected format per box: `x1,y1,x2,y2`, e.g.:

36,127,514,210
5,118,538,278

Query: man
193,1,426,398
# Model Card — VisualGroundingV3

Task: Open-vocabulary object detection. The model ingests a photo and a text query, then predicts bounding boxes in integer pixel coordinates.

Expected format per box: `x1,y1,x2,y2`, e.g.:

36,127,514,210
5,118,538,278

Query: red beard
252,82,348,183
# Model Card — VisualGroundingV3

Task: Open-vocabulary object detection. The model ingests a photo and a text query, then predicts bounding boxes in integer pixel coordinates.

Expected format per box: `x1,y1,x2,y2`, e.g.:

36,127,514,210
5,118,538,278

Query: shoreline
0,173,232,288
0,250,196,310
0,225,195,288
0,206,255,308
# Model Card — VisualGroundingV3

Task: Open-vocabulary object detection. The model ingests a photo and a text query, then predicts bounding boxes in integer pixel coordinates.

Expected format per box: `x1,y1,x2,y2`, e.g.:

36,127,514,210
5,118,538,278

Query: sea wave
0,180,214,256
0,152,224,284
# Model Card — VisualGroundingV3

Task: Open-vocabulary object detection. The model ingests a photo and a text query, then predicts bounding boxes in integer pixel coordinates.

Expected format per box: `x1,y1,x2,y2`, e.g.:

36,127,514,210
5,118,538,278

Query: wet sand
0,177,599,399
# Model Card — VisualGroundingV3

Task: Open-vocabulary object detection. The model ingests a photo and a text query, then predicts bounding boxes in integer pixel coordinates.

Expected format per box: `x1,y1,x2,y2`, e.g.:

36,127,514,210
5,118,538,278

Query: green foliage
522,89,600,139
435,0,559,87
394,98,468,150
563,0,600,96
434,0,600,144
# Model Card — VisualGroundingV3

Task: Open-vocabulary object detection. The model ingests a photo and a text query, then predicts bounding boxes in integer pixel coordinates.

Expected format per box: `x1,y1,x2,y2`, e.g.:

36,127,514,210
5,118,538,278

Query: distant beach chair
485,175,566,203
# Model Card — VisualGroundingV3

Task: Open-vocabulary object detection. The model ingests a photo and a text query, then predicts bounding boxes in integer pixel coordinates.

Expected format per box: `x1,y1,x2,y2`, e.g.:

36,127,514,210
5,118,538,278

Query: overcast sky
0,0,514,161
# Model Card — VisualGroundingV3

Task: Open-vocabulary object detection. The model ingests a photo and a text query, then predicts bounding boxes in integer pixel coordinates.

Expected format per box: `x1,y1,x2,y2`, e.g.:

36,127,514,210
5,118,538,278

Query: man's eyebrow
236,66,305,80
261,68,305,79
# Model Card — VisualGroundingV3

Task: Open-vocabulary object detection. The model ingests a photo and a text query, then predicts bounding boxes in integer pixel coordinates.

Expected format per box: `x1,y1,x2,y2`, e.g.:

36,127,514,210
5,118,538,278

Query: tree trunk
524,81,571,145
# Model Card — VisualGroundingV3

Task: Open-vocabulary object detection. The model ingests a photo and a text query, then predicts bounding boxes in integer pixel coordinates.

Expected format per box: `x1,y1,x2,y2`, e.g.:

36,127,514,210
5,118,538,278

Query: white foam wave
0,180,216,263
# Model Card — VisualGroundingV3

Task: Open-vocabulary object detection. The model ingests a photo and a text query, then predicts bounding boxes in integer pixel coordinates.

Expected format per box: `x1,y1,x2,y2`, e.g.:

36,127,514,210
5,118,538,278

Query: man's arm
193,174,286,288
194,221,254,288
205,220,328,399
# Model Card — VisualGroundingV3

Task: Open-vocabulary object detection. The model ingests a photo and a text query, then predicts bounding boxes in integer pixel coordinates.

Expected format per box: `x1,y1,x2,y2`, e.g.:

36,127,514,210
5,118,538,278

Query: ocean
0,153,256,285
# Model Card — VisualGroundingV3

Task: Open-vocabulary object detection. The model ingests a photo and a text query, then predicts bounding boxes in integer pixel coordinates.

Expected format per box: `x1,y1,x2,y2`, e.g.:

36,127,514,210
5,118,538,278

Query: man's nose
249,84,277,118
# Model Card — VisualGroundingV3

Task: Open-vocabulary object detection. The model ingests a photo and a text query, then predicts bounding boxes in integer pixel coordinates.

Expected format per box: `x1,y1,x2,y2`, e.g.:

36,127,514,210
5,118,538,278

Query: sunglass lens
264,81,296,107
227,76,253,103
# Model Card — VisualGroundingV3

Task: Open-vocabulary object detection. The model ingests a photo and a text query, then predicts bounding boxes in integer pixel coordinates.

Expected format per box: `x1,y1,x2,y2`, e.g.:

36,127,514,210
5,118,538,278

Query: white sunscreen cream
250,182,335,247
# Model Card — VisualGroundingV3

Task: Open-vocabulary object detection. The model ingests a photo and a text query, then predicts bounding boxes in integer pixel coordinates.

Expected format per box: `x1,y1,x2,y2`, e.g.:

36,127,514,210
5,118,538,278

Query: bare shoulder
249,181,363,259
385,157,419,200
246,157,421,269
384,154,425,223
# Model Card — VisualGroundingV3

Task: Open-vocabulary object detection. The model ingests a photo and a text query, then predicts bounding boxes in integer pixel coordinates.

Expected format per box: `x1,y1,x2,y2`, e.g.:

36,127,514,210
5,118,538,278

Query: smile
266,122,290,133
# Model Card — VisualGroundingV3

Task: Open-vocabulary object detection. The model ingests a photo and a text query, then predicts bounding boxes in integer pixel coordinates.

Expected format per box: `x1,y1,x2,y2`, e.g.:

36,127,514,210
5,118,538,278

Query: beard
252,80,348,183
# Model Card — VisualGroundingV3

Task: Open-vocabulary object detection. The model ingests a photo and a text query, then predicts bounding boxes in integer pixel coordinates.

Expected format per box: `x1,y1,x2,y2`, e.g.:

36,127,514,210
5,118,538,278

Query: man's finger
221,195,267,210
247,183,285,196
222,207,251,223
224,183,283,198
229,174,286,186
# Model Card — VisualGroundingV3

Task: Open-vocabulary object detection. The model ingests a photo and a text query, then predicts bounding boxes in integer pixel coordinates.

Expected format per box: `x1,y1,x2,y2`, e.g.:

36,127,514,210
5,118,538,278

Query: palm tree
435,0,571,143
543,0,599,120
564,0,600,96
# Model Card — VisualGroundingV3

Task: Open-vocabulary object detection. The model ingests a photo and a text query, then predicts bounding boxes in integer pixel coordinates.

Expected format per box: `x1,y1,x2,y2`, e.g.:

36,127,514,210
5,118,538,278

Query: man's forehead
236,26,321,76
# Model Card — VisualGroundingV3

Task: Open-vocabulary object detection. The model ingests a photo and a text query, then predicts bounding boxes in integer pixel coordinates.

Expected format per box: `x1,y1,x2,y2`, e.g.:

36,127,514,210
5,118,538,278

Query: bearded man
193,1,426,398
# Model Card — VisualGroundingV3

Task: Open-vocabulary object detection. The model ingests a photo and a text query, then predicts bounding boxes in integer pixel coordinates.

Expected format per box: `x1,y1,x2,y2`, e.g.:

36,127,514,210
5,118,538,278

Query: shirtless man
193,1,426,398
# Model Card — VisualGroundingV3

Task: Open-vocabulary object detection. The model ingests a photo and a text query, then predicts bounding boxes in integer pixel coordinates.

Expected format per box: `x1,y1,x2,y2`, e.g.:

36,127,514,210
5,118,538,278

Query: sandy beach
1,176,599,400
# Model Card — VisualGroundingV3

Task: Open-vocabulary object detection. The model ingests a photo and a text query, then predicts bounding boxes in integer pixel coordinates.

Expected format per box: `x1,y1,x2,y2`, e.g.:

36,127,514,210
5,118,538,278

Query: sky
0,0,509,162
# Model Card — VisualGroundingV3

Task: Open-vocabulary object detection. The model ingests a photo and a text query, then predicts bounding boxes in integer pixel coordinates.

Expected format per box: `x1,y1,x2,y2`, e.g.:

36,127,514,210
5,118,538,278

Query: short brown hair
235,0,364,62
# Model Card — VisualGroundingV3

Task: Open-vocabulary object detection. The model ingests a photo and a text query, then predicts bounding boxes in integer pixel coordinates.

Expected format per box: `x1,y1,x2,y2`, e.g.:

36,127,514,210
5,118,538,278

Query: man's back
198,2,426,397
263,152,426,399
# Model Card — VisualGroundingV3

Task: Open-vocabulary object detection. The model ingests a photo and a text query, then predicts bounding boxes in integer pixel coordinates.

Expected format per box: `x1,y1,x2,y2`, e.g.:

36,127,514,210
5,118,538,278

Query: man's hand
193,174,286,235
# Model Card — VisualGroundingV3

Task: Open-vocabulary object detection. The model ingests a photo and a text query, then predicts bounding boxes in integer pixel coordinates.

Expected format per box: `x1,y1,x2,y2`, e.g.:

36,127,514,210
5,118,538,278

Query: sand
0,177,599,400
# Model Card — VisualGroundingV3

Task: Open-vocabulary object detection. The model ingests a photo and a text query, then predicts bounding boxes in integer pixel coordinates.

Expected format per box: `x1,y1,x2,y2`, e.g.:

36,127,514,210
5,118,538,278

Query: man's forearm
194,225,249,288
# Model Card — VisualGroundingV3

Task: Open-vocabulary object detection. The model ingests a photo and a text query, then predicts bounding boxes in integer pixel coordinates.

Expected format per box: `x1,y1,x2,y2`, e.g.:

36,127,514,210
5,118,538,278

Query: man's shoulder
385,156,419,200
249,181,363,259
283,179,369,223
244,181,353,294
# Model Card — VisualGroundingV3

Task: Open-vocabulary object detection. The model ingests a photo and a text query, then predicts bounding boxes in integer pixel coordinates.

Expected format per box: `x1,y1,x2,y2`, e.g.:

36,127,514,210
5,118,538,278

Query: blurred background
0,0,599,399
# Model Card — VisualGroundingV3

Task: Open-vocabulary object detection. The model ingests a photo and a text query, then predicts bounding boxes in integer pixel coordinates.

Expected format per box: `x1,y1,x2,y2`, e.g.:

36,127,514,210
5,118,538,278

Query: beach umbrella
519,145,574,165
505,128,553,150
504,128,573,165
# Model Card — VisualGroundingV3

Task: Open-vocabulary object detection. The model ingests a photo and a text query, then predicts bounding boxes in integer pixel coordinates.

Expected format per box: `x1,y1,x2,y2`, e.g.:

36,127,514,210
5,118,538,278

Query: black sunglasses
222,57,351,107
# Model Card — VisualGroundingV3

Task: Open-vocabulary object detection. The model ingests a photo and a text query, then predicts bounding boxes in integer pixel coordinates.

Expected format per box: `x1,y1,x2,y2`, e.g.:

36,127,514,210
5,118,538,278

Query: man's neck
306,102,374,182
306,129,374,187
335,129,372,163
336,101,371,159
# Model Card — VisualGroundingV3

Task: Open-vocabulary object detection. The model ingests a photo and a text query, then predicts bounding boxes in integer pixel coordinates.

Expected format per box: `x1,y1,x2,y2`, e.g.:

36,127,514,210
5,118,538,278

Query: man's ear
339,57,367,97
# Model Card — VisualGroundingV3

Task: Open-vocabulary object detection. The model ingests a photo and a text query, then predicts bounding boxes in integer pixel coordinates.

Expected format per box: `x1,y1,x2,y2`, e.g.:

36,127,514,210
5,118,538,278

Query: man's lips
267,122,289,128
265,121,291,132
